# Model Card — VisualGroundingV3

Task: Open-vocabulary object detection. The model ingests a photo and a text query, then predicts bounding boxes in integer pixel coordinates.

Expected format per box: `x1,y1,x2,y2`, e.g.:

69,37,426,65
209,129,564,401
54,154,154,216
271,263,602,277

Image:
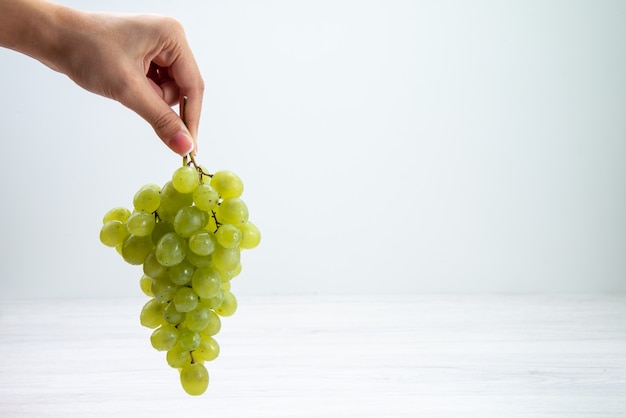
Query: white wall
0,0,624,299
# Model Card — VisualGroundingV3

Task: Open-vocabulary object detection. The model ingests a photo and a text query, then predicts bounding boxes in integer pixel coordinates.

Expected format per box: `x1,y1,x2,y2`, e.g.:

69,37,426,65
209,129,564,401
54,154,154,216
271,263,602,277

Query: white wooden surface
1,294,625,417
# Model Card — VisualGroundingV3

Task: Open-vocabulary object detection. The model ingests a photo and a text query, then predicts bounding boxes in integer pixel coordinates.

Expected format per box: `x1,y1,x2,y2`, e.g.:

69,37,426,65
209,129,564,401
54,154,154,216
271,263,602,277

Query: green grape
126,210,156,237
151,276,178,303
140,298,165,329
215,290,237,317
143,251,169,280
220,263,242,282
121,234,153,265
188,230,216,256
221,281,231,292
212,245,240,273
185,249,212,268
102,206,131,223
134,185,161,213
199,309,222,336
158,181,193,222
169,258,195,286
142,183,162,192
173,286,199,312
151,220,174,245
215,223,242,249
210,170,243,199
139,274,153,297
163,302,185,325
239,221,261,249
174,206,207,238
185,304,212,332
179,327,201,351
193,183,219,211
200,291,224,309
172,165,200,194
166,343,192,368
216,198,248,226
150,324,179,351
156,232,187,267
99,220,129,247
191,266,222,299
194,335,220,362
180,363,209,396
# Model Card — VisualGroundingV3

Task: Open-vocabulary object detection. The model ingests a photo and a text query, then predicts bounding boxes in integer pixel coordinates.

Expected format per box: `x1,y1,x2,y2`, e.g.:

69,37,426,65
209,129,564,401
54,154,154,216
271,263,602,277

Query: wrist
0,0,85,73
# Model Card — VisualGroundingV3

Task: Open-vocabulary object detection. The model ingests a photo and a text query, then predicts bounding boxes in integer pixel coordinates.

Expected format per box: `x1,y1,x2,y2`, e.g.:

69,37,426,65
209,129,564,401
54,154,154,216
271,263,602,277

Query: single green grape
174,206,207,238
199,309,222,336
140,298,165,329
185,304,212,332
163,302,185,325
102,206,131,224
214,223,242,249
99,220,129,247
185,249,213,268
210,170,243,199
239,221,261,249
143,251,169,281
180,363,209,396
139,274,154,297
216,197,249,226
200,291,224,309
173,286,199,313
179,327,201,351
156,232,187,267
121,234,153,265
134,185,161,213
125,210,156,237
212,245,241,273
169,259,195,286
151,220,175,246
191,266,222,299
193,183,220,212
220,263,242,282
172,165,200,194
158,181,193,222
166,343,192,368
215,290,237,317
151,276,179,303
150,324,179,351
194,335,220,362
188,230,216,256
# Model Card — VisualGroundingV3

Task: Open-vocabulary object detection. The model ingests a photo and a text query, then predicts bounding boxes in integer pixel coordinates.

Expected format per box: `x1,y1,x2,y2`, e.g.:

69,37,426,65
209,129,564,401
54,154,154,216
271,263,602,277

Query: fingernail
169,132,195,156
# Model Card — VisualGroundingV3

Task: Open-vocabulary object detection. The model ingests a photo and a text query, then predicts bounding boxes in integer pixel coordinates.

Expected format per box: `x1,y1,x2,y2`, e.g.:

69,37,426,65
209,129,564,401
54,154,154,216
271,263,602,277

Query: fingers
123,42,203,156
122,74,195,156
152,50,204,154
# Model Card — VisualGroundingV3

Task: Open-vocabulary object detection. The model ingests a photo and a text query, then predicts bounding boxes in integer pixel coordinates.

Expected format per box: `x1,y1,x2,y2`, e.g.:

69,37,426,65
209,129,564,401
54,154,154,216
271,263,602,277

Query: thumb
150,107,195,156
121,79,195,156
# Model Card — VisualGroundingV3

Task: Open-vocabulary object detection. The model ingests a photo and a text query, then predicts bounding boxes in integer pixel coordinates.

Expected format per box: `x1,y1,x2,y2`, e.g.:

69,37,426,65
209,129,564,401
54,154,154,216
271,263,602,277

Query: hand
0,1,204,156
56,12,204,156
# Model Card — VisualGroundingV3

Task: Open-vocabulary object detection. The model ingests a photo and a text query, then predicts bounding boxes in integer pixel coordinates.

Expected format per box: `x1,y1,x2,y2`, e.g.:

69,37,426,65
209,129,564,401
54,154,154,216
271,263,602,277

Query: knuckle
153,111,178,136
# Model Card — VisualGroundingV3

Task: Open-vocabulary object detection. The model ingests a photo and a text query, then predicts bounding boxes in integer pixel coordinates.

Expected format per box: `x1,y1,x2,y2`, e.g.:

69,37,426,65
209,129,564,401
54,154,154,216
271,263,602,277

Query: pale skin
0,0,204,156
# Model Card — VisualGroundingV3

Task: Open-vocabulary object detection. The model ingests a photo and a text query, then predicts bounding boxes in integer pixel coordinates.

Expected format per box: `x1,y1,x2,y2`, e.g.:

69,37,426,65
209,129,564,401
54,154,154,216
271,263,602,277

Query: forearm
0,0,80,72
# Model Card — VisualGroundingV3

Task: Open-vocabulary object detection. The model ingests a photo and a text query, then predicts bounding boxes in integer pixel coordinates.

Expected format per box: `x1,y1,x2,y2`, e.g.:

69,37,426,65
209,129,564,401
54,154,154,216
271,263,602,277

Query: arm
0,0,203,156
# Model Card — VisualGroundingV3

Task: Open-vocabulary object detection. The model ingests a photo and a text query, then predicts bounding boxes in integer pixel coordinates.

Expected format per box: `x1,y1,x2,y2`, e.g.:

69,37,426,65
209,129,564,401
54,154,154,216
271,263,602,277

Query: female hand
1,1,204,156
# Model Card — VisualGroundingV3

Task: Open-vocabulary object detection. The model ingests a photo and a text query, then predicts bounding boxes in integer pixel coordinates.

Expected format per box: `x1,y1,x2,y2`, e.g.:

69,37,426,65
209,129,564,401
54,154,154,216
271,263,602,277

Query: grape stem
180,96,212,182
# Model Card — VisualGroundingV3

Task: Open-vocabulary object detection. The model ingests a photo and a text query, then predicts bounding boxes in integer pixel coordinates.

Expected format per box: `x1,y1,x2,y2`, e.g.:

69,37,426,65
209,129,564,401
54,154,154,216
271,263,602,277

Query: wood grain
1,294,625,417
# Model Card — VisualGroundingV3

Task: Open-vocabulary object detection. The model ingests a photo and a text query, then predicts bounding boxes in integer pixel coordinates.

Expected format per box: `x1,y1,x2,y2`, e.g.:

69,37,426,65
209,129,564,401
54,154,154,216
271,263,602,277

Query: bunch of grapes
99,160,260,396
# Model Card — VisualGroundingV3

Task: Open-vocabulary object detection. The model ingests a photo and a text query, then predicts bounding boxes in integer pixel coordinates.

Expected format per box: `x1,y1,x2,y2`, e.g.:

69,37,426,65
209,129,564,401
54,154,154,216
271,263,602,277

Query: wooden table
1,294,625,417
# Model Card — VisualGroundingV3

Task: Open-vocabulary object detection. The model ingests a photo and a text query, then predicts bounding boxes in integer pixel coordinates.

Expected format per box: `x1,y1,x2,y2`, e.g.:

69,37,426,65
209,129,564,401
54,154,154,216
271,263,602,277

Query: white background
0,0,624,299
